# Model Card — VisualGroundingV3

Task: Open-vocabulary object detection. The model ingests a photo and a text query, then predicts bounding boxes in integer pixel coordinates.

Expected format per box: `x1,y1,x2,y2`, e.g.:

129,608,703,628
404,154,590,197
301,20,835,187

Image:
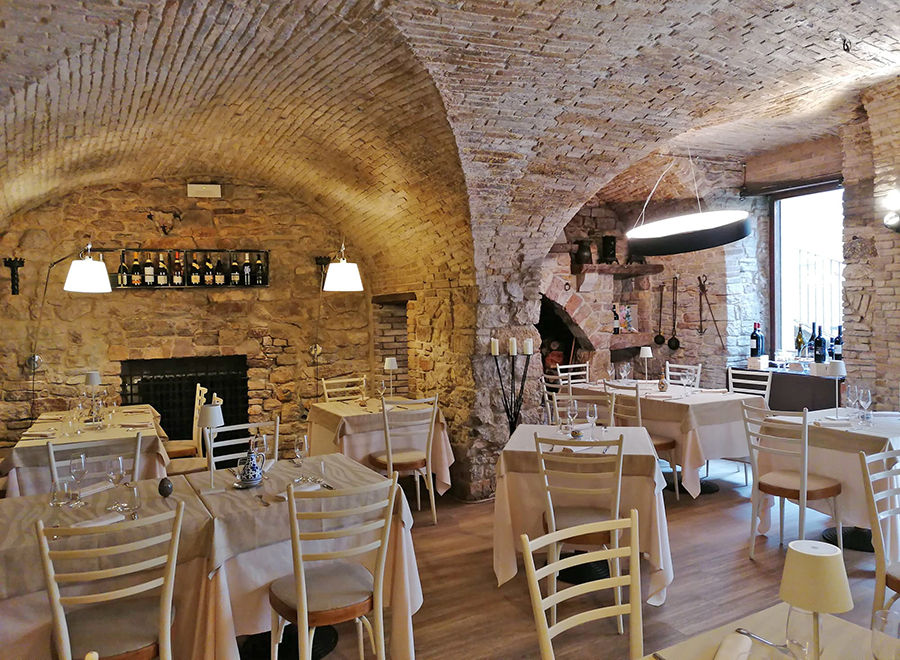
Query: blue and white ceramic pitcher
238,446,264,485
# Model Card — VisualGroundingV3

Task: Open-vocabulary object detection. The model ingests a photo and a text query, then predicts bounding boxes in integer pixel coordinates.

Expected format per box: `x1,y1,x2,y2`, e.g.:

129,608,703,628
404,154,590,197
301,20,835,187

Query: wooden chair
540,374,564,425
47,435,143,487
268,475,399,660
860,448,900,623
552,392,613,428
724,367,774,484
368,396,440,525
535,432,625,629
664,361,702,387
606,380,680,500
322,376,367,402
203,418,280,472
742,403,842,559
520,510,643,660
35,501,185,660
556,363,590,394
163,383,208,459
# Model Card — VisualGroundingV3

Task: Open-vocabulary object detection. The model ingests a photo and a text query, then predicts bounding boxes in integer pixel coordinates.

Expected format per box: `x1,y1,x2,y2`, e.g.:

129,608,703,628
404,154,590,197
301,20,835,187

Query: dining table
183,453,423,660
308,397,455,494
0,404,170,497
0,475,214,659
493,423,673,606
572,381,765,498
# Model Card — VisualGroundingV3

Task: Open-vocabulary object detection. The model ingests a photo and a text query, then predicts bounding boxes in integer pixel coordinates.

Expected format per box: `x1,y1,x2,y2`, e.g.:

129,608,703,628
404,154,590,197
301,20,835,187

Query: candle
508,338,517,355
490,338,499,356
523,338,534,354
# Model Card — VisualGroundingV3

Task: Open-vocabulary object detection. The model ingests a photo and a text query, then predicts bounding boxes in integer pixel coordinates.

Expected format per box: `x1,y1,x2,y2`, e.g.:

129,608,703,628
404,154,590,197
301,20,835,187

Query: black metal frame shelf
111,248,270,289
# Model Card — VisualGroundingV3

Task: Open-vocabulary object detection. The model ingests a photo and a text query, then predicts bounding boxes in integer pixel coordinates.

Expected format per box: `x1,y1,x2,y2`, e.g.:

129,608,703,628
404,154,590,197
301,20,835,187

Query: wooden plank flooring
254,462,880,659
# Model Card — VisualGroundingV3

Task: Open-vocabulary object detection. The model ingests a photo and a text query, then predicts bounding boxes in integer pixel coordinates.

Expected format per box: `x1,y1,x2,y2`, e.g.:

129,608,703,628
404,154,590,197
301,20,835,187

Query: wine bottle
757,322,765,356
172,251,184,286
142,252,155,286
214,258,226,286
254,253,267,285
612,304,620,335
750,323,760,358
203,256,214,286
807,322,817,358
156,253,169,286
189,255,201,286
794,325,805,357
833,325,843,360
229,254,240,285
242,253,252,286
130,252,142,287
814,324,826,363
117,253,128,288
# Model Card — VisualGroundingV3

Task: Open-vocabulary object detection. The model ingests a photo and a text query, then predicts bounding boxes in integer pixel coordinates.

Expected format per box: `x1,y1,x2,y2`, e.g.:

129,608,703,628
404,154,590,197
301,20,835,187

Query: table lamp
779,540,853,660
639,346,653,379
384,357,398,397
83,370,101,422
825,361,847,420
198,403,225,495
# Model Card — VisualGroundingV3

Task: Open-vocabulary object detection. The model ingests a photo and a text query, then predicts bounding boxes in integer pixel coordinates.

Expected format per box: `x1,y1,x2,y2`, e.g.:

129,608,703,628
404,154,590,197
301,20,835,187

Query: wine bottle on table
214,258,226,286
833,325,843,360
242,253,252,286
230,254,240,285
130,252,142,287
117,253,128,287
794,325,805,357
814,324,826,363
757,322,765,356
750,323,760,357
156,253,169,286
172,252,184,286
203,256,214,286
807,322,817,358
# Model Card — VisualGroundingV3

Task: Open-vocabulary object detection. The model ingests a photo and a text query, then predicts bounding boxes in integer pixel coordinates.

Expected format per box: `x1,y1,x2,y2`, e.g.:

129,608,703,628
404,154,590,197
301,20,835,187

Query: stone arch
540,273,606,352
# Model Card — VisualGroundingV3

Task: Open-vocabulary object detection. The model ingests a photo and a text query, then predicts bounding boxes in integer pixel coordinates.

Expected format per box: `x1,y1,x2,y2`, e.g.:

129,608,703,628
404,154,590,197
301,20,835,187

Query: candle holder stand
493,353,531,435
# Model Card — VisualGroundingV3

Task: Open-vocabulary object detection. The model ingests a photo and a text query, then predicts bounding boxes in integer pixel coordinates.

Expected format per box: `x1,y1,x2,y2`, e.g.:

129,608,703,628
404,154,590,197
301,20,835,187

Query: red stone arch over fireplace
541,274,606,351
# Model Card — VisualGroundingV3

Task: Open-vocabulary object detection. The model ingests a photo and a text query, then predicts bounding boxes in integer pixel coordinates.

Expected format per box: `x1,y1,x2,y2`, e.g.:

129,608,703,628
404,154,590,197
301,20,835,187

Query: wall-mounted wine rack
110,249,270,289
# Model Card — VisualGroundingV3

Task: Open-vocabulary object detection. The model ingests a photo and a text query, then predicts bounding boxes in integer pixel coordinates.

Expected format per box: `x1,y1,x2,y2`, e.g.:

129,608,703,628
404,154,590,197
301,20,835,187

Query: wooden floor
255,462,881,659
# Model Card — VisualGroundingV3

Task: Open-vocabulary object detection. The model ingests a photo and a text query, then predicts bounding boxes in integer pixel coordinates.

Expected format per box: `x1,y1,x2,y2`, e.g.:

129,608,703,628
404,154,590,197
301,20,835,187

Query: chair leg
610,546,624,635
548,542,559,627
302,627,317,660
424,468,438,525
705,460,710,478
270,609,285,660
670,451,680,501
749,488,760,560
356,618,365,660
779,496,785,546
415,471,421,511
373,600,387,660
743,462,749,487
833,496,843,553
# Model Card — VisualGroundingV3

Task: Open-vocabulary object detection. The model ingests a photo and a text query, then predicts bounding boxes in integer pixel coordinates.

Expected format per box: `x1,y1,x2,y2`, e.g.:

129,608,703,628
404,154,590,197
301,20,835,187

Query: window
772,187,844,353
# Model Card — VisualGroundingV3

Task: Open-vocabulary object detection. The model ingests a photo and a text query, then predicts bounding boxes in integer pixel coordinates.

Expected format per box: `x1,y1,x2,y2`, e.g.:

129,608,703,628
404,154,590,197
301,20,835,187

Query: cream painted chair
535,432,624,629
664,361,702,387
203,417,280,472
268,475,399,660
47,434,143,487
163,383,208,459
368,395,439,525
606,380,680,500
724,367,774,484
520,510,643,660
556,363,590,394
322,376,367,402
860,448,900,623
742,403,842,559
540,374,564,425
552,392,613,428
168,390,230,475
35,501,185,660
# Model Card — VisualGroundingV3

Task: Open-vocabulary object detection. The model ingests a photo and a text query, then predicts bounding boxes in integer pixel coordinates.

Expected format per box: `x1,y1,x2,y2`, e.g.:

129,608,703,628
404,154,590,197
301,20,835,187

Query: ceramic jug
238,446,264,484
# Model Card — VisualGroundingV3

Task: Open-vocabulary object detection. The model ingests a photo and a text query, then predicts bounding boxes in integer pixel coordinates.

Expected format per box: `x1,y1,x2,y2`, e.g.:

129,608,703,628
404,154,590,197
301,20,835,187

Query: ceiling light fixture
323,240,363,292
626,153,751,257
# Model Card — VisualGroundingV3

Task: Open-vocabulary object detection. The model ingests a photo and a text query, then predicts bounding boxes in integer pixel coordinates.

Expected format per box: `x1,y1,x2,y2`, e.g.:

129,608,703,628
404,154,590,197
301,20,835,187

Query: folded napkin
71,513,126,528
22,430,57,438
702,388,729,394
272,482,322,501
645,393,675,399
713,632,752,659
80,482,114,498
263,458,276,473
814,419,852,428
120,422,153,429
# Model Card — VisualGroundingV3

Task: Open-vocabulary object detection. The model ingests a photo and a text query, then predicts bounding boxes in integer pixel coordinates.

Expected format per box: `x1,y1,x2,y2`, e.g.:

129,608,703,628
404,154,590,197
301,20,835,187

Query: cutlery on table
734,628,791,655
652,653,668,660
256,494,271,507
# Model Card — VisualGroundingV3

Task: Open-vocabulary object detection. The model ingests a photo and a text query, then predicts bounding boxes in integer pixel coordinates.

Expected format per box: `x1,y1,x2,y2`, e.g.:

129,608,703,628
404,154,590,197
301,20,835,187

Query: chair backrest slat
203,417,279,471
664,362,702,386
553,393,613,427
605,381,642,427
322,376,367,402
728,367,773,405
861,448,900,622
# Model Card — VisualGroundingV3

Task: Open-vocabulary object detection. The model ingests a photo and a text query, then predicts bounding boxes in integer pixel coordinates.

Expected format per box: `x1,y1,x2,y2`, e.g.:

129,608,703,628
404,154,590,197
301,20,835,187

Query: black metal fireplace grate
120,356,249,444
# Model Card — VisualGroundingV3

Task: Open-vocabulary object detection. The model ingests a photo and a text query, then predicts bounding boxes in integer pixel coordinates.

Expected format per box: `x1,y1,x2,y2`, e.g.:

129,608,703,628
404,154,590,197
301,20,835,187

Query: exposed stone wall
373,303,409,396
0,178,372,446
745,137,844,186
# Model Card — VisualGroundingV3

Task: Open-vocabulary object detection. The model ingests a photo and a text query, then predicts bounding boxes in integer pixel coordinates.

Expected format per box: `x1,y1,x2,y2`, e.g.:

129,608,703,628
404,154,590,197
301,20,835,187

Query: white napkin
263,459,276,472
80,482,114,498
713,632,752,659
645,392,675,399
814,419,852,428
702,388,729,394
120,422,153,429
71,513,126,528
22,430,56,438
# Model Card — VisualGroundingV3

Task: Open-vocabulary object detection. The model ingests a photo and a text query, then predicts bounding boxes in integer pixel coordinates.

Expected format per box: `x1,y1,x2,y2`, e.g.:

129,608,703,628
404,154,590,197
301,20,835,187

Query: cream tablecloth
573,382,764,498
308,398,454,494
1,404,169,497
184,454,422,660
493,424,673,606
0,475,213,659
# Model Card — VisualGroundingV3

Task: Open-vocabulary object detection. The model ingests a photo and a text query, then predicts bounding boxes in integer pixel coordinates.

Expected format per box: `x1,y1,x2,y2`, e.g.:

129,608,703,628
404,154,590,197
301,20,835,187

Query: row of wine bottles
793,322,843,363
115,251,268,288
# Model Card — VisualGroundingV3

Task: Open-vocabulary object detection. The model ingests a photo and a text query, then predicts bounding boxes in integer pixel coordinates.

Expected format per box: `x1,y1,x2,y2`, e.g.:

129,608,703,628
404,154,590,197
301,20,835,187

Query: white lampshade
198,403,225,429
83,370,101,386
826,361,847,377
63,255,112,293
323,258,363,292
639,346,653,359
779,540,853,614
384,357,398,371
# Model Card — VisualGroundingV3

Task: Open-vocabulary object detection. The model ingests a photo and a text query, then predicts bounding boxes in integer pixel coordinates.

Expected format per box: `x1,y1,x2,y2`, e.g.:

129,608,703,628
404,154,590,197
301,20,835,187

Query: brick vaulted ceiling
2,0,900,278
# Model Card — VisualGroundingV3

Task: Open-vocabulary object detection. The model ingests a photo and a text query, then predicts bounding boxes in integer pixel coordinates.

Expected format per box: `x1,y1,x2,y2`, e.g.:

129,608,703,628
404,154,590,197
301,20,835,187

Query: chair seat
649,434,677,452
886,563,900,594
0,475,7,497
64,595,162,660
166,456,208,475
758,469,842,500
269,560,374,627
368,448,426,472
162,439,198,459
543,508,614,546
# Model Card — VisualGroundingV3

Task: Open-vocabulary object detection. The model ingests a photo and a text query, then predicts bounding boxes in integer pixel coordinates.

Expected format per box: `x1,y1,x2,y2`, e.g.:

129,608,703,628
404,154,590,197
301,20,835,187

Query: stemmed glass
49,479,71,507
847,384,859,424
620,362,631,381
872,609,900,660
291,434,307,467
785,606,822,660
377,380,387,398
69,454,88,508
860,388,873,427
566,400,578,433
106,456,126,511
683,371,697,396
586,404,598,440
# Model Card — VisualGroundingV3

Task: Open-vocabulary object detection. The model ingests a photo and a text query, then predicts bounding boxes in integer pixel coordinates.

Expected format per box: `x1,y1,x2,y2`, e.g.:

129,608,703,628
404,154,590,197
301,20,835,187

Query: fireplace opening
120,356,249,459
536,295,587,377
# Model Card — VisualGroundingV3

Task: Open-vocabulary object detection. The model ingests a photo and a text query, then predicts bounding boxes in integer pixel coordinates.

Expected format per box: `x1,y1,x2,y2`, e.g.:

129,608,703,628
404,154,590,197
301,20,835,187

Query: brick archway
540,274,606,351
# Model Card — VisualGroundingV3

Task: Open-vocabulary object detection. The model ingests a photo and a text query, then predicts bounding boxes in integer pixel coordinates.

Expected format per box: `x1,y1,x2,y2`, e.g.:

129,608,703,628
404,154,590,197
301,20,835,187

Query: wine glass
585,404,598,440
846,384,859,423
49,479,71,507
620,362,631,381
785,606,822,660
291,434,308,467
377,380,387,398
254,432,269,460
566,400,578,433
872,610,900,660
68,454,88,508
860,388,873,426
683,371,696,396
122,484,142,517
106,456,126,512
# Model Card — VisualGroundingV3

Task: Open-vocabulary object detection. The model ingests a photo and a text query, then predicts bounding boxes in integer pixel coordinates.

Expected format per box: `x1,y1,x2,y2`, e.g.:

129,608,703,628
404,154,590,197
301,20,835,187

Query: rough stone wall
0,178,372,446
373,303,409,396
745,137,844,186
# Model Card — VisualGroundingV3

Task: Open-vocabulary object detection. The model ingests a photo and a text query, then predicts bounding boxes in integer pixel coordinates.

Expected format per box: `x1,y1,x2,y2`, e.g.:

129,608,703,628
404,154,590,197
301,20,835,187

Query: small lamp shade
198,403,225,429
779,540,853,614
639,346,653,359
83,370,102,386
826,361,847,378
323,258,363,292
384,357,398,371
64,255,112,293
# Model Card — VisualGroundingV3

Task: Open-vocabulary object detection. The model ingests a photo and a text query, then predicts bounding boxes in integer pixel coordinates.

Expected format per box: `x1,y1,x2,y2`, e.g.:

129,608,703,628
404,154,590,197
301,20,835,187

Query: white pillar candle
490,338,499,356
508,337,517,355
523,338,534,354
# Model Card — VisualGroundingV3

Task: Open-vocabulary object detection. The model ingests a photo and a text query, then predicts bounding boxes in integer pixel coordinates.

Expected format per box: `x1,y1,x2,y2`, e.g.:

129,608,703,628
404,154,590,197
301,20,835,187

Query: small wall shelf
110,249,269,289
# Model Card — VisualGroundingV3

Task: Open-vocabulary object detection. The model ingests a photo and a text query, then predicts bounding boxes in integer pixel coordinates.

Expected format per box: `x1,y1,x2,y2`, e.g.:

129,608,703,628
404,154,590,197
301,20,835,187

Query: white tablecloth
574,382,764,498
493,424,673,606
308,399,454,494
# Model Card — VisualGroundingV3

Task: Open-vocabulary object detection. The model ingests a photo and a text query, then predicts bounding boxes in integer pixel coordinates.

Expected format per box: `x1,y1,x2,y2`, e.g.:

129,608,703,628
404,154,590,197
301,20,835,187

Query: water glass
847,384,859,423
566,400,578,432
860,388,873,426
68,454,88,508
873,610,900,660
50,479,71,507
254,432,269,459
292,434,307,465
620,363,631,381
306,457,326,482
585,404,598,440
378,380,387,398
121,484,142,515
106,456,126,512
785,606,822,660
